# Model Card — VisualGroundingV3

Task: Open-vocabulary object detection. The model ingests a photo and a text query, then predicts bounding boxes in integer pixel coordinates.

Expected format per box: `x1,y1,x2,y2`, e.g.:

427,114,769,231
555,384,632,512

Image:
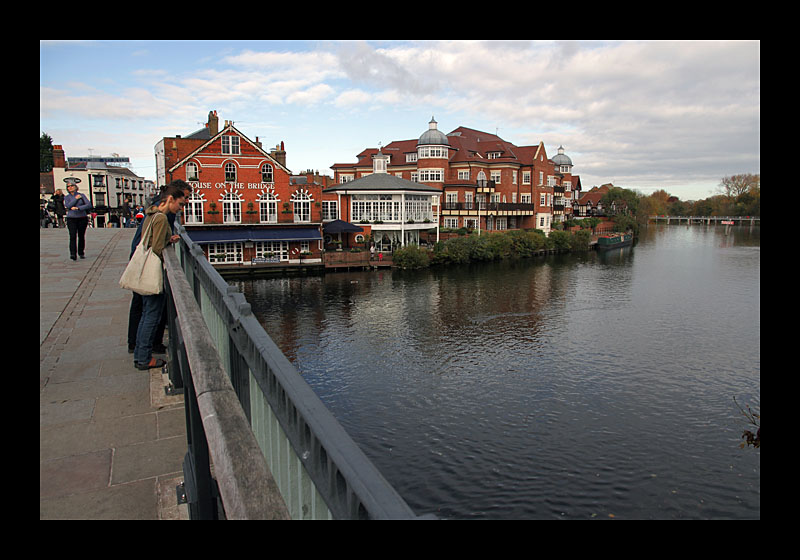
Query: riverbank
394,227,600,269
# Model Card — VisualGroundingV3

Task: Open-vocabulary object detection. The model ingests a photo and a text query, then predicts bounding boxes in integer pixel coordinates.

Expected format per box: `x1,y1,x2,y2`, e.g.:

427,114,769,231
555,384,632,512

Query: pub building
162,119,327,271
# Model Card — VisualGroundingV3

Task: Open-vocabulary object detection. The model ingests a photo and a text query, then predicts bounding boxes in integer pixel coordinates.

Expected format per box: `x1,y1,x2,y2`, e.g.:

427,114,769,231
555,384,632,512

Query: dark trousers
66,216,88,257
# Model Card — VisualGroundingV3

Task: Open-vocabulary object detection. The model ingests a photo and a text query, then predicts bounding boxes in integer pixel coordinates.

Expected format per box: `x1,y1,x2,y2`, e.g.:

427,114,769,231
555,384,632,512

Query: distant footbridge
649,215,760,225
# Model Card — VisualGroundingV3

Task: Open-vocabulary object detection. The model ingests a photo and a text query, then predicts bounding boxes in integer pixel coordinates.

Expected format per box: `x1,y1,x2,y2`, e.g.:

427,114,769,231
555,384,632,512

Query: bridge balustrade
163,222,425,519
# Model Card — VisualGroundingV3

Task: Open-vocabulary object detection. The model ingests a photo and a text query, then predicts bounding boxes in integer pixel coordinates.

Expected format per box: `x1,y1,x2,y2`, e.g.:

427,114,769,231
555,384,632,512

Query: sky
40,40,759,201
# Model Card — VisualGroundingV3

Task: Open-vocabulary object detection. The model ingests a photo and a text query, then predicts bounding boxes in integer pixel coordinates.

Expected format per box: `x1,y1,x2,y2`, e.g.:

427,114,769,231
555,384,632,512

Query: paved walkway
40,226,188,520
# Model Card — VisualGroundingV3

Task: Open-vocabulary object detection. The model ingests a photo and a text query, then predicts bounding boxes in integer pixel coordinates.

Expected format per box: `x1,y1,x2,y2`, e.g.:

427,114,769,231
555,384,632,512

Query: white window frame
321,200,338,221
258,192,278,223
185,192,204,224
225,162,237,183
418,146,448,159
255,241,288,261
291,189,313,223
418,168,444,182
221,191,242,224
261,163,274,183
221,135,240,155
186,162,199,181
208,242,243,263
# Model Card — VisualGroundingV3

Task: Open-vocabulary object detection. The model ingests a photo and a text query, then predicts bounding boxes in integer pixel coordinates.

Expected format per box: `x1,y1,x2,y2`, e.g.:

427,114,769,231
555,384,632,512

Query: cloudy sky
40,40,759,201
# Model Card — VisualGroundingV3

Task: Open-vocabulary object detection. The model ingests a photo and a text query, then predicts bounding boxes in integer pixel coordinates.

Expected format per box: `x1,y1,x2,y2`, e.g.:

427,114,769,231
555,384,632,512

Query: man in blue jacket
63,178,92,260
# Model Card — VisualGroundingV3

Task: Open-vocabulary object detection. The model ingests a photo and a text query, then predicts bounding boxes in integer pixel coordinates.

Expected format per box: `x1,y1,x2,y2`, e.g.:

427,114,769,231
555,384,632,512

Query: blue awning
186,227,322,244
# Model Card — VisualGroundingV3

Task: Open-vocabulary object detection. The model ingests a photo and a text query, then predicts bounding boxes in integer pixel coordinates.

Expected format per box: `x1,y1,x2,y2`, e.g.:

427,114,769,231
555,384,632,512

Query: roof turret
417,116,450,146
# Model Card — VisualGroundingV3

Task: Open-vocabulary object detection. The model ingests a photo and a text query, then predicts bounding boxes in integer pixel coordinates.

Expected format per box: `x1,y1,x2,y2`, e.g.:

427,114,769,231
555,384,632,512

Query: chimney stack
208,110,219,136
52,145,66,168
270,142,287,168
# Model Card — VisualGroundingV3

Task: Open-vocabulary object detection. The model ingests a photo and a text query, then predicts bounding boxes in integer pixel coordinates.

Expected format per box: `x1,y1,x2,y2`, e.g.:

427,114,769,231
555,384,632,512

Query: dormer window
487,151,502,159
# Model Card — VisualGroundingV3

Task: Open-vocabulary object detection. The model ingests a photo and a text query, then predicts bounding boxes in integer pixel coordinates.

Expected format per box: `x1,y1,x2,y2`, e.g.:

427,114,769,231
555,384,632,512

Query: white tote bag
119,216,164,295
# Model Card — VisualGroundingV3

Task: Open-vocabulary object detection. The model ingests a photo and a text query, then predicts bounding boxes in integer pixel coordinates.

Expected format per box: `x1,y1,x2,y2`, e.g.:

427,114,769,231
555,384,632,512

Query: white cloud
40,40,758,197
286,83,335,105
334,88,373,107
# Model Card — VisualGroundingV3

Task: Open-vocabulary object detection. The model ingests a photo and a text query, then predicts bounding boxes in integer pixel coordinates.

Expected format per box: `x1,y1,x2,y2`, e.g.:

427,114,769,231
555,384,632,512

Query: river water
231,224,760,519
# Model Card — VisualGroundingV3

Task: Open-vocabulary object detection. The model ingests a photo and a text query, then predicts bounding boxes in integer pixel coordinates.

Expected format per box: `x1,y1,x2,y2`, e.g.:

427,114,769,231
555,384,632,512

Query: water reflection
232,225,759,519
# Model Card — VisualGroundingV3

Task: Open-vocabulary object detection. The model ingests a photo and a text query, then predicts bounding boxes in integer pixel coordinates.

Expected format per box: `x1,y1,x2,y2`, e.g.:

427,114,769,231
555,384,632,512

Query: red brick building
160,115,326,269
331,118,581,235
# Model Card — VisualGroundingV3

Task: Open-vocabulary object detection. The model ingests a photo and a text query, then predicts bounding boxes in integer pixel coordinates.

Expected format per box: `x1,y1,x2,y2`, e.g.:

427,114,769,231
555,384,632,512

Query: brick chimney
207,110,219,136
270,141,287,168
52,145,66,168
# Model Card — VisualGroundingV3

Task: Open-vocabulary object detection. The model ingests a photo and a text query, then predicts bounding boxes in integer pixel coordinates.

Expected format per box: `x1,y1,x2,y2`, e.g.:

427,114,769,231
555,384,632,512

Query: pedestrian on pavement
63,179,92,260
122,196,132,228
51,189,66,227
133,183,187,370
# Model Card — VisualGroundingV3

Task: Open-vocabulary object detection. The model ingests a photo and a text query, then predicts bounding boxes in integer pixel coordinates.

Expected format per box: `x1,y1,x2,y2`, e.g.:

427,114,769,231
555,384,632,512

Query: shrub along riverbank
393,228,594,270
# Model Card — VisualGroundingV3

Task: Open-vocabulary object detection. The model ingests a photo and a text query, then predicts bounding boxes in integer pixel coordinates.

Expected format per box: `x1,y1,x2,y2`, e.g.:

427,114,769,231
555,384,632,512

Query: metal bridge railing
164,223,425,519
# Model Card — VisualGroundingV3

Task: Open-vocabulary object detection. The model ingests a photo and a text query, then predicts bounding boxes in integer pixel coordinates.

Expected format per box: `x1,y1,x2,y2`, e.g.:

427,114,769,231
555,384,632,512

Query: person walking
63,179,92,260
132,183,186,370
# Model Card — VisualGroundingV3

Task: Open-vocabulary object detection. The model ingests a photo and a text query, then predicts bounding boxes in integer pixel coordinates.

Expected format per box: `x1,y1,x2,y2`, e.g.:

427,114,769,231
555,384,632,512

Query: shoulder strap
141,214,156,249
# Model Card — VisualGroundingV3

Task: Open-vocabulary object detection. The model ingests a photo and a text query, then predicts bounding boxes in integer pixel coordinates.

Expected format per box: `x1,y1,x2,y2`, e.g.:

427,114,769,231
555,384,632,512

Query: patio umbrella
322,220,364,249
322,220,364,234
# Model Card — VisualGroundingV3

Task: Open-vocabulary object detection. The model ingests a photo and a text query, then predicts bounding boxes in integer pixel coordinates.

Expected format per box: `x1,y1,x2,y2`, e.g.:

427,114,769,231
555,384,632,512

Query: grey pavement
40,226,188,520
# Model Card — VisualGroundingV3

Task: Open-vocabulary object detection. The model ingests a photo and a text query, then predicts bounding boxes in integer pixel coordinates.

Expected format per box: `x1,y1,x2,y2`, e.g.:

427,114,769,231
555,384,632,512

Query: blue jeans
134,292,165,365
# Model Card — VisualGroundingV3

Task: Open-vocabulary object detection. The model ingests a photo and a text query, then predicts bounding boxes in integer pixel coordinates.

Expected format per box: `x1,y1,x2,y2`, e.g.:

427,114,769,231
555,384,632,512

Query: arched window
221,190,242,223
261,163,274,183
291,189,313,223
186,162,199,181
185,192,205,224
225,162,237,183
257,190,279,223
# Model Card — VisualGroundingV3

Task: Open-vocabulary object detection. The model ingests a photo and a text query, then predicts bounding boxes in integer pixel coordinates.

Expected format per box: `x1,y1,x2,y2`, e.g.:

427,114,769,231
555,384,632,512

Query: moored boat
596,232,633,250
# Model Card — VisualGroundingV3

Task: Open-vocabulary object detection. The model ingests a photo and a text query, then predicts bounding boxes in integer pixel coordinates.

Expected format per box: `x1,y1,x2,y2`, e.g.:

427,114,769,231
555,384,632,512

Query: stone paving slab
40,227,187,520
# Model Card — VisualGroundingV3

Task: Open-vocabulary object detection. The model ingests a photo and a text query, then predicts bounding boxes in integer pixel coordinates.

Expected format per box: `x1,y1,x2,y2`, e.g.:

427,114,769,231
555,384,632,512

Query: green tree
569,229,592,251
601,186,640,216
393,245,430,269
40,132,54,172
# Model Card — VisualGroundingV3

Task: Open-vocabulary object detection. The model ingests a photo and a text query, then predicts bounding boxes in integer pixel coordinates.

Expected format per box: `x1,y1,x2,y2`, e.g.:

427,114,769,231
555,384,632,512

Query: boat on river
596,232,633,250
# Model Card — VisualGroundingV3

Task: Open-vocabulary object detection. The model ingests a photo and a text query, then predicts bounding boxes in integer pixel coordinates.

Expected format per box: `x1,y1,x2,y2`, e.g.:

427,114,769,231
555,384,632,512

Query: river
230,224,760,519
